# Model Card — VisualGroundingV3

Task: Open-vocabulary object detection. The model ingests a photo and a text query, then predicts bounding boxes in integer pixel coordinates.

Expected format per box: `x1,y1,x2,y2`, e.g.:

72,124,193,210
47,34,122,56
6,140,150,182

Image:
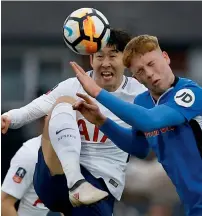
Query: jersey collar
171,76,179,87
150,76,179,105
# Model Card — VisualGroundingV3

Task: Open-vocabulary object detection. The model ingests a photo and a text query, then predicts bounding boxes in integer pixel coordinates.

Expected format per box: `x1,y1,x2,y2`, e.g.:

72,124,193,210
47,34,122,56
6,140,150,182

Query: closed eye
136,68,144,75
148,61,154,66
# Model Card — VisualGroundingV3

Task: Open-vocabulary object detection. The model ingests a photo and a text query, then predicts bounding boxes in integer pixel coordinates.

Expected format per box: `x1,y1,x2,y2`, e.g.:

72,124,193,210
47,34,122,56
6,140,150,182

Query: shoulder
59,76,80,87
60,70,93,90
134,90,150,104
171,77,202,106
13,135,42,163
23,135,41,150
176,77,201,90
163,77,202,120
7,137,41,177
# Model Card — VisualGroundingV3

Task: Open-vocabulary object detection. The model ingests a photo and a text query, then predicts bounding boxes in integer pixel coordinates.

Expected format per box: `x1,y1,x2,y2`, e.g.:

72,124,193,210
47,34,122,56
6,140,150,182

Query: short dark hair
106,29,132,52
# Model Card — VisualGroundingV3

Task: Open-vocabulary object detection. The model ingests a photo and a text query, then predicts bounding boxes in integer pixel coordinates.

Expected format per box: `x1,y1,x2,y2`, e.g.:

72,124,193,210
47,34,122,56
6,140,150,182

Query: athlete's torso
135,77,202,215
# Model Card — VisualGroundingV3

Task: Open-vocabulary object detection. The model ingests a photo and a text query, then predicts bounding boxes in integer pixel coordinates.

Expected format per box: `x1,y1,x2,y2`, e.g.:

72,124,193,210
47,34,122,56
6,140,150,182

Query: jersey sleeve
1,145,36,200
100,118,149,158
164,82,202,121
7,78,78,129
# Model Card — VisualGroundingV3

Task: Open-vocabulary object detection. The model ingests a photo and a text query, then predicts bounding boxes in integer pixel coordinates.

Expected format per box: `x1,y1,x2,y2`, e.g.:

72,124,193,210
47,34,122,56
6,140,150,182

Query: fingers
72,100,84,110
70,62,86,75
72,62,86,74
4,120,10,133
83,103,97,111
1,117,10,134
70,62,80,76
76,93,95,105
73,100,97,111
1,118,5,129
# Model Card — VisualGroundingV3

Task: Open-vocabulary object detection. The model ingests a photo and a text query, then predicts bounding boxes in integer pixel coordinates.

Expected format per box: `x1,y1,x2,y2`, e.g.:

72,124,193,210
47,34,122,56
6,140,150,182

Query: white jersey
2,136,49,216
7,71,147,200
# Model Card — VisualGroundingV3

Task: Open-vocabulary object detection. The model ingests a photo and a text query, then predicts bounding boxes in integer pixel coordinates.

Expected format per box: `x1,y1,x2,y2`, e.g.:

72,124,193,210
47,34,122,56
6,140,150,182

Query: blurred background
2,1,202,216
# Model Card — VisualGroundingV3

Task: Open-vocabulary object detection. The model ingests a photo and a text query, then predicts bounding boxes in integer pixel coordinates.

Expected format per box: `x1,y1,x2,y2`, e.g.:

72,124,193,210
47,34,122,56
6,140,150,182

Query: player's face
130,50,174,98
90,46,125,92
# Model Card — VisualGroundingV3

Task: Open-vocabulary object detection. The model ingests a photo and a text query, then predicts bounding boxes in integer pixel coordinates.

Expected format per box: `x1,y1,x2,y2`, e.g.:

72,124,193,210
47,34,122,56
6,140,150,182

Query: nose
145,68,154,79
101,57,111,68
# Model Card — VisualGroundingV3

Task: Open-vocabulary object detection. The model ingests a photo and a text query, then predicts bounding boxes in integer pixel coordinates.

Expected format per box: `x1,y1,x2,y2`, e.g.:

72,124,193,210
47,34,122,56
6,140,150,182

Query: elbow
1,191,16,207
128,142,149,159
136,115,161,132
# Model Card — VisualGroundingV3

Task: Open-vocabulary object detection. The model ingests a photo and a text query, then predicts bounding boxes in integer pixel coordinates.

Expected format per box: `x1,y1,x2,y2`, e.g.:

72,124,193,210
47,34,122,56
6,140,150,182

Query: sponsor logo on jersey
58,134,76,141
109,179,118,188
144,126,175,138
174,89,195,107
13,167,27,183
78,119,108,143
56,127,75,135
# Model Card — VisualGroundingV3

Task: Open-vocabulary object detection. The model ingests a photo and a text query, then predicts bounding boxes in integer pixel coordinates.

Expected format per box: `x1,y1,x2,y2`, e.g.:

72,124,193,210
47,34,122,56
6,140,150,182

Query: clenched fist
1,113,11,134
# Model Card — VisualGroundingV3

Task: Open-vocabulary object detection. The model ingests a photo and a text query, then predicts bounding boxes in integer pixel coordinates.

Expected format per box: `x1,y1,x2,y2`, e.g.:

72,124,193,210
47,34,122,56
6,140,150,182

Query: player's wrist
95,115,107,128
93,87,102,98
2,112,11,119
2,112,12,127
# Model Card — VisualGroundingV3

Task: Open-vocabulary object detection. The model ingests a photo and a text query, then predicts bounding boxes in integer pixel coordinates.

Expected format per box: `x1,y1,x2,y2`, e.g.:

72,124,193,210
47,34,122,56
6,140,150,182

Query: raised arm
100,118,149,158
2,78,77,132
96,89,185,131
71,62,202,131
70,62,186,131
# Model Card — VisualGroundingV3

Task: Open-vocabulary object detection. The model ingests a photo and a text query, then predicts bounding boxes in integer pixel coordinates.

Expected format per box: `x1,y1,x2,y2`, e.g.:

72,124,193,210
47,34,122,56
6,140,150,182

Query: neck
151,73,175,101
103,77,124,92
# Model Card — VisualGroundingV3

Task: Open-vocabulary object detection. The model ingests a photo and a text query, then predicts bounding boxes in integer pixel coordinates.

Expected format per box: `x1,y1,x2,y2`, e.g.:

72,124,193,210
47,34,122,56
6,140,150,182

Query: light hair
123,35,160,68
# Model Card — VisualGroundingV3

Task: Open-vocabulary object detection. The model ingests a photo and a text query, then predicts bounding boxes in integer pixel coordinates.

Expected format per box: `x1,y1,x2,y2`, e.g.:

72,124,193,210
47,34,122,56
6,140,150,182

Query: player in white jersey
1,29,147,215
1,136,49,216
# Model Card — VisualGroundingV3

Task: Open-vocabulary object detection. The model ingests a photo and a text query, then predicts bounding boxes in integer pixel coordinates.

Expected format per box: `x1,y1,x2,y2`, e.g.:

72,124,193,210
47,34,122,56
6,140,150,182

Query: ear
162,51,170,65
90,55,93,68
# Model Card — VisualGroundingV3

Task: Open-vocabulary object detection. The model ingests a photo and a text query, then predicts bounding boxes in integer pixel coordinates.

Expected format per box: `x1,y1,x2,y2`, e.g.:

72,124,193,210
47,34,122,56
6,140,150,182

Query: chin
157,87,167,95
103,82,113,88
103,83,116,91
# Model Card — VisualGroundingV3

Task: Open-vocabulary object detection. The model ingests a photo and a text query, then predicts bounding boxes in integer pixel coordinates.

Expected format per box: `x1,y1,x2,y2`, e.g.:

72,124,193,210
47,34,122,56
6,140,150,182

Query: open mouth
101,72,113,80
152,79,160,86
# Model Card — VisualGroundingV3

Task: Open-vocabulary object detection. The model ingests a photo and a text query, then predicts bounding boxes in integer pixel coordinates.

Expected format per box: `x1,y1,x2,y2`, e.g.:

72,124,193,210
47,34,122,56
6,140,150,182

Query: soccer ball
63,8,110,55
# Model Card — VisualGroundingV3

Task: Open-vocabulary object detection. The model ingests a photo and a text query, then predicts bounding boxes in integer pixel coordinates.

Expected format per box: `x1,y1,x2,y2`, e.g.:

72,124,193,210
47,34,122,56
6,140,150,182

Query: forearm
7,95,54,129
1,204,17,216
100,118,149,158
97,90,185,131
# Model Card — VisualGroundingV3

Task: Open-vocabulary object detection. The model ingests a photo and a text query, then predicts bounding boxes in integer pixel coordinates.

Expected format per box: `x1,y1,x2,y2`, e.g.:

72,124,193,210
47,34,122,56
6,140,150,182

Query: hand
73,93,107,127
1,113,11,134
70,61,102,98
